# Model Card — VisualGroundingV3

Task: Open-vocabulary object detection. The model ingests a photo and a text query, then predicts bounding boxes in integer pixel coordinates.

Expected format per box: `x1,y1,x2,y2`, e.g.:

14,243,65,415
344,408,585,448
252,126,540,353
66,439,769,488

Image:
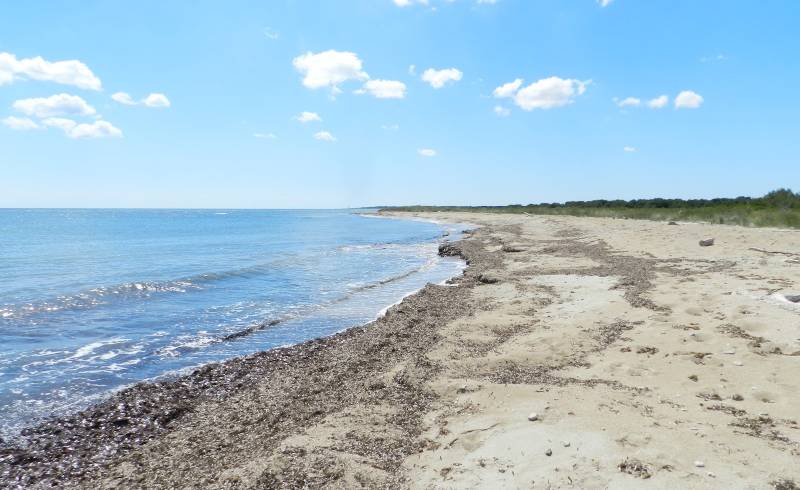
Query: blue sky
1,0,798,208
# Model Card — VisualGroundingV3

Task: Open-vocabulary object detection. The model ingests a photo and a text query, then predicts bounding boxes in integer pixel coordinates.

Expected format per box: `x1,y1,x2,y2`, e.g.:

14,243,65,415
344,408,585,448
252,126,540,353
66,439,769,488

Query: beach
3,212,800,489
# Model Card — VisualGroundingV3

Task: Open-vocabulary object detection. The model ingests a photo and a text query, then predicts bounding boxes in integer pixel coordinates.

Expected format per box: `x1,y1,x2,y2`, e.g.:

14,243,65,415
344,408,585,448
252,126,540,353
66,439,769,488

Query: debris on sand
699,238,715,247
618,458,652,479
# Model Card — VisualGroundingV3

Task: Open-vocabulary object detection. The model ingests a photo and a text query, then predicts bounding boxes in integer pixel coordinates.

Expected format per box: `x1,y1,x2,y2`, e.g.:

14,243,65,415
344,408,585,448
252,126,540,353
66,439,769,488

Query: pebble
694,461,705,468
562,441,571,447
733,361,744,366
528,413,539,421
707,472,716,478
545,448,552,456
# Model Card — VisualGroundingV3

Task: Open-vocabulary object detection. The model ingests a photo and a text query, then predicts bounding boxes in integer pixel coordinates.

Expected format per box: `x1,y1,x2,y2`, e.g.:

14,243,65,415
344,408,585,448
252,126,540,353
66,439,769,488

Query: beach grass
384,188,800,229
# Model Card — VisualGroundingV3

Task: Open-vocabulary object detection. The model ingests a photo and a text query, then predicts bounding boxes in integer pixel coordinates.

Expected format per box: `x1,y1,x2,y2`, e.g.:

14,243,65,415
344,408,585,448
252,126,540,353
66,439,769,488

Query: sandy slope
398,212,800,489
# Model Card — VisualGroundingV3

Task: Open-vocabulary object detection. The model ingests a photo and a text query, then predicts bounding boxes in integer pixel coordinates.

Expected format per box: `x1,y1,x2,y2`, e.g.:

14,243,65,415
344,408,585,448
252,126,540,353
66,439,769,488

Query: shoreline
4,212,800,488
0,225,487,488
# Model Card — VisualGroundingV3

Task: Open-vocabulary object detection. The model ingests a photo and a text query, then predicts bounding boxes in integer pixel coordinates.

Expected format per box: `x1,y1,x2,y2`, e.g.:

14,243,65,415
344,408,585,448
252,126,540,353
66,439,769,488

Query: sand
3,212,799,489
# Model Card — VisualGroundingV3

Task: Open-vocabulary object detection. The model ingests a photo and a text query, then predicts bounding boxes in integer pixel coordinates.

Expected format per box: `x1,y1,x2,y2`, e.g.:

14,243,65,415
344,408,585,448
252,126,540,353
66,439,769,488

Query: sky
1,0,798,208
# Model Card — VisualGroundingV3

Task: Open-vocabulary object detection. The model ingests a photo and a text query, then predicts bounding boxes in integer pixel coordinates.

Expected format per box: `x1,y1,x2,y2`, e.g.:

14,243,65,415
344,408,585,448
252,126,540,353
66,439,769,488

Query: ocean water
0,209,467,439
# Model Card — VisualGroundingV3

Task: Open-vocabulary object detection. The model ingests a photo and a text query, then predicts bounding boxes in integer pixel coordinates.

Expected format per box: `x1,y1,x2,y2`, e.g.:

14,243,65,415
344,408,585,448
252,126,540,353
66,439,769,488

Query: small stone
699,238,715,247
545,448,552,456
562,441,571,447
694,461,705,468
707,472,716,478
733,361,743,366
732,394,744,401
528,412,539,421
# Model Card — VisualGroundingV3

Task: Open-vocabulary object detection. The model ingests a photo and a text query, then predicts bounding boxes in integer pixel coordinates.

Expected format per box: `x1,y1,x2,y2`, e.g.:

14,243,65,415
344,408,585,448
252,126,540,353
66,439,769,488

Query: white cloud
512,77,589,111
598,0,613,6
418,148,437,157
421,68,463,89
381,123,400,131
142,93,170,108
296,111,322,123
408,64,416,75
254,132,277,139
393,0,429,6
42,117,122,139
493,105,511,117
2,116,41,130
623,146,637,152
264,27,280,40
493,78,523,99
313,131,337,142
647,95,669,109
293,50,368,91
616,97,641,108
0,52,101,90
111,92,137,105
675,90,703,109
477,0,498,3
13,93,96,118
359,79,406,99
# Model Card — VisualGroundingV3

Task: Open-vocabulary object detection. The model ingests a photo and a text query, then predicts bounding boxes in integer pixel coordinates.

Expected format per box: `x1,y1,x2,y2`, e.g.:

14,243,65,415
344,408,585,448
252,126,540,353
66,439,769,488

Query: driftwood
748,247,800,258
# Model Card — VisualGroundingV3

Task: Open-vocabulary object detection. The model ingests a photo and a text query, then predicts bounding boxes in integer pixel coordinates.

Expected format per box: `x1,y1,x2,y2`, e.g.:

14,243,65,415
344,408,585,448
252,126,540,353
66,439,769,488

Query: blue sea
0,209,467,439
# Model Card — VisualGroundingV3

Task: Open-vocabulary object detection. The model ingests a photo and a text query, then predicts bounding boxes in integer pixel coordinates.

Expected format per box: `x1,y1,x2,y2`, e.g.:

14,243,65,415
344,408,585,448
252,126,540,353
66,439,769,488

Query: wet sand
3,212,800,489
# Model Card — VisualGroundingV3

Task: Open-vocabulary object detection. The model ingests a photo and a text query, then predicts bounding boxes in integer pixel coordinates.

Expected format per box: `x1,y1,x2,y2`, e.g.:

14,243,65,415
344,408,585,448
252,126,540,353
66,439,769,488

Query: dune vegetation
385,189,800,229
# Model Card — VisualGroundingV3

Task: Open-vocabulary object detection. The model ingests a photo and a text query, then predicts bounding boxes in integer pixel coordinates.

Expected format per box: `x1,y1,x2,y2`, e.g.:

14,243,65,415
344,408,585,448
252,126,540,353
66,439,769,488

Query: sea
0,209,468,440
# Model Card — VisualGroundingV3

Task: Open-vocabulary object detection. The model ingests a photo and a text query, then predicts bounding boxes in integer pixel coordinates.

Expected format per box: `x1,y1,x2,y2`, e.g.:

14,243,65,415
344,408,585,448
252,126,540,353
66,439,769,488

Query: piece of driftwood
749,247,800,258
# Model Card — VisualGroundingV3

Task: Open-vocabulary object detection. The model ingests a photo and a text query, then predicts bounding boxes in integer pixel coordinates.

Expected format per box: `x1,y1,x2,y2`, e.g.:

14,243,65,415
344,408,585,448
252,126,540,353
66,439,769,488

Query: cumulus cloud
616,97,641,108
296,111,322,123
42,117,122,139
0,52,101,90
647,95,669,109
142,93,170,108
111,92,171,108
358,79,406,99
293,50,368,91
2,116,41,130
13,93,96,118
421,68,463,89
393,0,429,6
675,90,703,109
493,105,511,117
418,148,437,157
496,77,589,111
111,92,137,105
492,78,523,99
313,131,337,142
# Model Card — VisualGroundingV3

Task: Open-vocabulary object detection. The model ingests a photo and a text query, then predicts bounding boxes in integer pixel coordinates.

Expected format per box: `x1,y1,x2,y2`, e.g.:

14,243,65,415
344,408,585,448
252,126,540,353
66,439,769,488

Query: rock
528,412,539,421
732,394,744,401
668,221,678,225
545,448,552,456
785,294,800,303
695,461,705,468
722,349,736,355
699,238,715,247
477,273,500,285
562,441,571,447
689,375,699,382
438,242,463,258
